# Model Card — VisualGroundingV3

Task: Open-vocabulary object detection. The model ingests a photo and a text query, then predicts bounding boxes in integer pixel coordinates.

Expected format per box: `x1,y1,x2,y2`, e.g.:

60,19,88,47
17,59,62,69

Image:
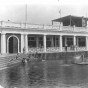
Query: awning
52,15,88,27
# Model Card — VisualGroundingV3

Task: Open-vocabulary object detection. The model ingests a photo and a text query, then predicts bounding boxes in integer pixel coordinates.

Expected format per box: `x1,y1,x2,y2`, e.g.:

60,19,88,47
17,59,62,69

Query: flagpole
59,9,61,25
26,4,27,22
59,9,61,18
25,4,27,28
86,13,87,18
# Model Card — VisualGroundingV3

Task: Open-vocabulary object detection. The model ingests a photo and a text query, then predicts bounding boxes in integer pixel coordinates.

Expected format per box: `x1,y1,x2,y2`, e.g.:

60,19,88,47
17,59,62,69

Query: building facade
0,15,88,54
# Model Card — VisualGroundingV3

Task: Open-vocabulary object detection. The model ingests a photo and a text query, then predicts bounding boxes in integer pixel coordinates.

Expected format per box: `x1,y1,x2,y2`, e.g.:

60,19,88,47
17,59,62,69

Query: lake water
0,60,88,88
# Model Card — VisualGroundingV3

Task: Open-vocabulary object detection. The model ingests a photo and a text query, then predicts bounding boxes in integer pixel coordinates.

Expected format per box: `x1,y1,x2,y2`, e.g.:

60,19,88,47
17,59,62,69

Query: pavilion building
0,15,88,54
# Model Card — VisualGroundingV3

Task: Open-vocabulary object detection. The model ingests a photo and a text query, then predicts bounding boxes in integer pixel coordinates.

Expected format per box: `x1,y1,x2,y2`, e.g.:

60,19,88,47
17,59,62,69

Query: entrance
9,36,18,53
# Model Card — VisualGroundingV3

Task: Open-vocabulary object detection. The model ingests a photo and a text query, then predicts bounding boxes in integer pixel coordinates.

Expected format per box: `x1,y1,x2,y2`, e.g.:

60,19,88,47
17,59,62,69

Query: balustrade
2,21,21,28
75,27,87,32
26,23,44,29
62,26,74,31
0,21,88,33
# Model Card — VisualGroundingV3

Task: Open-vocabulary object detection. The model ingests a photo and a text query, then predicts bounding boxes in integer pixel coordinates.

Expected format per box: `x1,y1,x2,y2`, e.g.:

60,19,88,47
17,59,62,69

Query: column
76,37,78,51
60,35,62,52
36,36,39,47
73,35,76,51
51,36,54,47
24,34,28,53
86,36,88,51
21,33,24,53
43,34,46,52
1,33,6,54
7,40,9,53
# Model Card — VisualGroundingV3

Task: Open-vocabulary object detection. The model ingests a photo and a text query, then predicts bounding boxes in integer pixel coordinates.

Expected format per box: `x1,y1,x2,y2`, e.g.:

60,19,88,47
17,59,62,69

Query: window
66,37,73,47
38,36,43,47
46,37,51,47
28,36,35,40
28,36,36,47
55,37,59,47
78,37,86,47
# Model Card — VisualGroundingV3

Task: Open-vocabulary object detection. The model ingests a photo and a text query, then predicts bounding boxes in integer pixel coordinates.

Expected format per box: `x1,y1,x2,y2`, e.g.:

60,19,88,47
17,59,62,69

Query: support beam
60,35,62,52
51,36,54,47
36,36,38,47
43,35,46,52
1,33,6,54
24,34,28,53
73,35,76,51
76,37,78,47
21,34,24,53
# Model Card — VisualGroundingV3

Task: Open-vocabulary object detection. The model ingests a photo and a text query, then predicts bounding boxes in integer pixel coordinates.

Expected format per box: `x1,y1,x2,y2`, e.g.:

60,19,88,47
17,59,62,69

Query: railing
63,46,86,52
75,27,87,32
0,21,88,33
26,23,44,29
0,21,22,28
62,26,74,31
27,47,86,53
46,47,60,52
76,47,86,51
28,47,44,53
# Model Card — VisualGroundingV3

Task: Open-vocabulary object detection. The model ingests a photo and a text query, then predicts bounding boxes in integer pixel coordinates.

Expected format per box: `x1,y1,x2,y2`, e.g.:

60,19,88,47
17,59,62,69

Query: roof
52,15,88,22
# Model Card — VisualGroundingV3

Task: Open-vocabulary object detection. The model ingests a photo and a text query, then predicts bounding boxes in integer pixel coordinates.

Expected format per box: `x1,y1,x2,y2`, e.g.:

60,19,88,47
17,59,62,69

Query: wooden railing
0,21,88,33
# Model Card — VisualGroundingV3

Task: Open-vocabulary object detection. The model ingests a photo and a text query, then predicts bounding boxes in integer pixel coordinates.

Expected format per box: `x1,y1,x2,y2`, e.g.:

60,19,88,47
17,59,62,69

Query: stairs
0,54,23,70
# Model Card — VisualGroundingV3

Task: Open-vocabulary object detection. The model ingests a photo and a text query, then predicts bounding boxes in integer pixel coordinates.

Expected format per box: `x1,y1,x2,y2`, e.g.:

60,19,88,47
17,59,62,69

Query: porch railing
76,47,86,51
46,47,60,52
28,47,44,53
28,46,87,53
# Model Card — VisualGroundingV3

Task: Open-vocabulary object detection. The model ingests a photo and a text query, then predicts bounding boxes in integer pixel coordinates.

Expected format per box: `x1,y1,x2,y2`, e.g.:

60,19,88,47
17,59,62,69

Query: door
9,36,18,53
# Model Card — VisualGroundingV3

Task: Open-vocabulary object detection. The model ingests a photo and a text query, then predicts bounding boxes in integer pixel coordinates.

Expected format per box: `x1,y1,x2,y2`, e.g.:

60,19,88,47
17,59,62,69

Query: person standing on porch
65,43,68,52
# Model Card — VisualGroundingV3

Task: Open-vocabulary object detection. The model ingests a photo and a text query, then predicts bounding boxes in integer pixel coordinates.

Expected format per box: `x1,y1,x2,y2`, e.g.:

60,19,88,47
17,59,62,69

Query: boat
76,62,88,65
74,54,88,65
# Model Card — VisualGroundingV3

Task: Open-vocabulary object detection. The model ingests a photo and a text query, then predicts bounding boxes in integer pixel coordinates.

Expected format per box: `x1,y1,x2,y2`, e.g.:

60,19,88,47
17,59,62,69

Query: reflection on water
0,61,88,88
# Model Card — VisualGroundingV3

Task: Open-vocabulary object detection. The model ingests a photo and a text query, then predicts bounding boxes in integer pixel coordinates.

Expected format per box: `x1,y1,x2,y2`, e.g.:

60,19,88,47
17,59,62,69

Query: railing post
20,22,22,28
73,25,75,31
1,21,3,27
43,24,46,30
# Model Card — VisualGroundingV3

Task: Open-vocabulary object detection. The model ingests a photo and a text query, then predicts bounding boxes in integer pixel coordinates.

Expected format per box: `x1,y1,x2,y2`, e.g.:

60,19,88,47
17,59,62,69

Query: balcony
0,21,88,33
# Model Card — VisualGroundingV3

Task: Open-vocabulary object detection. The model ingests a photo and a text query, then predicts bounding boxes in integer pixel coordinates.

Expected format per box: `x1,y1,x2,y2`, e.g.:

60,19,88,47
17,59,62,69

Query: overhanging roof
52,15,88,22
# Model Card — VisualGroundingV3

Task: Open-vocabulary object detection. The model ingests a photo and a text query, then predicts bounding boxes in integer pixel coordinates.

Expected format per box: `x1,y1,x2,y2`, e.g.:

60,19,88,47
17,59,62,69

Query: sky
0,0,88,25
